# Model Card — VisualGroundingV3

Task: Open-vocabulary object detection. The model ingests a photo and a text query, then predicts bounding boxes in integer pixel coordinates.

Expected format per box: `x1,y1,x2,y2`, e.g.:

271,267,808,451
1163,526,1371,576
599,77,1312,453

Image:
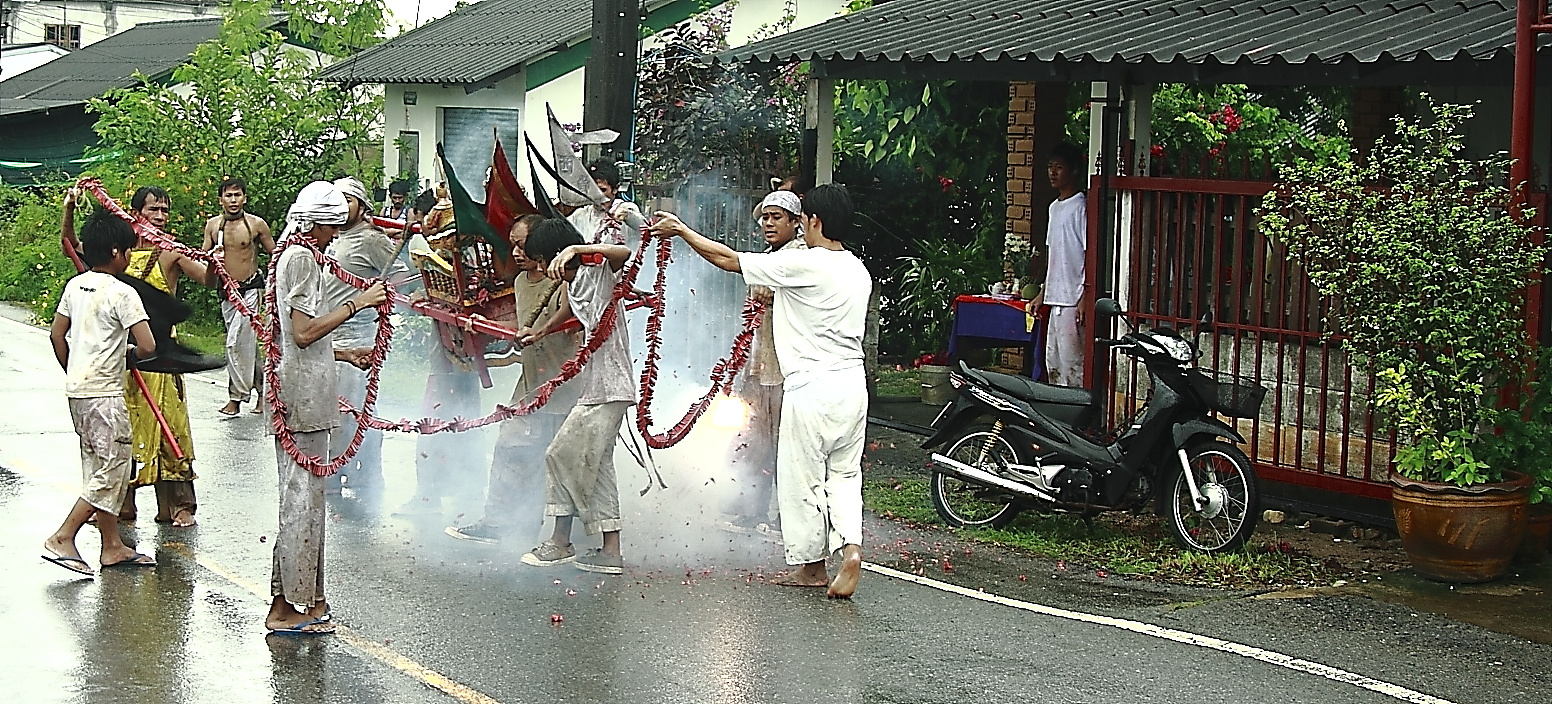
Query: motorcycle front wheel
930,424,1025,529
1159,440,1260,553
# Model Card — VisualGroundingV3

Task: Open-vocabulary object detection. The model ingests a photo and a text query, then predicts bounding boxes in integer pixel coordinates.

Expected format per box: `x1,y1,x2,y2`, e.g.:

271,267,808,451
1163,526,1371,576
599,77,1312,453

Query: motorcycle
922,298,1268,553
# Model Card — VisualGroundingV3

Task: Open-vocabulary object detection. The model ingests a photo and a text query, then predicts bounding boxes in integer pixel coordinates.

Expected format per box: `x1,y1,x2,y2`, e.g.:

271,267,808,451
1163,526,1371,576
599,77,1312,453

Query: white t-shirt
740,247,872,389
567,262,636,406
271,246,340,434
1044,191,1087,307
568,199,645,249
55,271,149,398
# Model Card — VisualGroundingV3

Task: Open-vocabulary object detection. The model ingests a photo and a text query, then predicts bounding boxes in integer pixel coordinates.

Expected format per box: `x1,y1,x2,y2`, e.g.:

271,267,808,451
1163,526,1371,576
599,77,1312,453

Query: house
0,14,322,184
0,0,218,49
724,0,1552,522
317,0,846,198
1,41,69,79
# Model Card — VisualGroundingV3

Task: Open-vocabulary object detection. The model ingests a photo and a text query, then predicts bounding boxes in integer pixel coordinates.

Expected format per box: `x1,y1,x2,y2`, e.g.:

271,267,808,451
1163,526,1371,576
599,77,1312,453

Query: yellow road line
9,447,503,704
163,544,505,704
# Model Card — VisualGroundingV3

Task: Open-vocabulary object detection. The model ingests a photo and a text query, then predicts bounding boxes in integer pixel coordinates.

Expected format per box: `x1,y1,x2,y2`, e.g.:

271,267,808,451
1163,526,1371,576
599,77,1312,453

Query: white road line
864,562,1454,704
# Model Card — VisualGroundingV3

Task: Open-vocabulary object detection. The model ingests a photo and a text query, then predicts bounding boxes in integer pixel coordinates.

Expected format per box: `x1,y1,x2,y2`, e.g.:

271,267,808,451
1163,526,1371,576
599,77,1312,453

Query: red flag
485,137,537,242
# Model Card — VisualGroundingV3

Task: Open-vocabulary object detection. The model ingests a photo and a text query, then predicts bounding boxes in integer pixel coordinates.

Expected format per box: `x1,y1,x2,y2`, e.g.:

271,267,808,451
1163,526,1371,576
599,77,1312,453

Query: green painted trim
524,0,703,91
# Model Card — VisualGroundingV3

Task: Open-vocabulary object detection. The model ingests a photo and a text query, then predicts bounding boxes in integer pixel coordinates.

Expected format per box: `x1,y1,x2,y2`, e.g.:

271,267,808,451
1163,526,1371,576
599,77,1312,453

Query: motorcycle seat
962,363,1095,407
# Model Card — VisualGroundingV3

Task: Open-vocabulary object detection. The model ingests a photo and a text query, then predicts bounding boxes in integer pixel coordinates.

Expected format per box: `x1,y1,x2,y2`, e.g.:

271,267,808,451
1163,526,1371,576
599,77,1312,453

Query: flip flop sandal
42,553,95,576
268,617,335,635
101,553,156,568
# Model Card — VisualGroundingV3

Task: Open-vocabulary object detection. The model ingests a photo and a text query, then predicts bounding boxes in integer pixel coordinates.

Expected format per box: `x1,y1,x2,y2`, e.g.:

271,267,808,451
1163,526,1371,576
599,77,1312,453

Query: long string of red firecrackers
80,178,395,476
82,178,765,469
347,220,766,449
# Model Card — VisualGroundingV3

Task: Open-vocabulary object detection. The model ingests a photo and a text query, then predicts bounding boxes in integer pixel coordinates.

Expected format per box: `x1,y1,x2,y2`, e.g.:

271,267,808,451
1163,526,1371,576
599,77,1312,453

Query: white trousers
222,290,261,403
1044,304,1084,387
272,431,327,608
777,368,867,565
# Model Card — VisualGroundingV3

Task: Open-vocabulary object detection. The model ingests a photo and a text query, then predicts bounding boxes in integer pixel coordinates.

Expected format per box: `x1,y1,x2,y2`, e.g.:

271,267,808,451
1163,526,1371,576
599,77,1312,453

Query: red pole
1511,0,1538,210
60,197,186,459
132,367,186,459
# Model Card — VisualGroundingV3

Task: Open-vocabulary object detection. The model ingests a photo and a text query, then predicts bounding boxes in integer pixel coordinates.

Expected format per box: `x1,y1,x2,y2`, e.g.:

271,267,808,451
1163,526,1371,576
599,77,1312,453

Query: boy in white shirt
1026,143,1088,386
44,209,158,575
567,159,646,247
518,219,635,575
652,184,873,598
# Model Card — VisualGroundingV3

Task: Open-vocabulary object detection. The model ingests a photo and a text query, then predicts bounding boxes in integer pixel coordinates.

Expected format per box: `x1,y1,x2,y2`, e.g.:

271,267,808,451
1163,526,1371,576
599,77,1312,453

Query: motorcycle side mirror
1199,307,1214,330
1095,298,1124,318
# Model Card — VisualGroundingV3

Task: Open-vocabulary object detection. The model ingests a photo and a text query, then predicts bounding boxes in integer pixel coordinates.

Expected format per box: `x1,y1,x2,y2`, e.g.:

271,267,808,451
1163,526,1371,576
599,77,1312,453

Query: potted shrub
1475,350,1552,564
1261,100,1543,583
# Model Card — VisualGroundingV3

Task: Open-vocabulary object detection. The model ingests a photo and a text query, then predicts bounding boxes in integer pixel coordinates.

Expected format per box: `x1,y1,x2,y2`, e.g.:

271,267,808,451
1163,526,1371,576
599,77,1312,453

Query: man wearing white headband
723,189,805,536
320,177,407,498
265,181,387,635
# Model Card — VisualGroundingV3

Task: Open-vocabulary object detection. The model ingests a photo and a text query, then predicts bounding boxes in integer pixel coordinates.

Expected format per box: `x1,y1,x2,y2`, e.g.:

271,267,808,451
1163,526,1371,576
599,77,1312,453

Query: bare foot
771,560,829,587
171,509,197,528
827,545,862,599
219,401,240,417
770,572,829,587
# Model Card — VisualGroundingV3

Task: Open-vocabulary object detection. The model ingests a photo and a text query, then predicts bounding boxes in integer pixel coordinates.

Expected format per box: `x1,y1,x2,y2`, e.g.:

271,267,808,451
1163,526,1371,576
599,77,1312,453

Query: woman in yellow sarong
123,243,201,527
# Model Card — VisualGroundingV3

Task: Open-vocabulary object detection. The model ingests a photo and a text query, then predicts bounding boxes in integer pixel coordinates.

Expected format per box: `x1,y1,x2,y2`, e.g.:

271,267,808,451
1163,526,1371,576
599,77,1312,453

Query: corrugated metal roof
317,0,592,85
0,17,225,102
0,97,80,117
724,0,1527,73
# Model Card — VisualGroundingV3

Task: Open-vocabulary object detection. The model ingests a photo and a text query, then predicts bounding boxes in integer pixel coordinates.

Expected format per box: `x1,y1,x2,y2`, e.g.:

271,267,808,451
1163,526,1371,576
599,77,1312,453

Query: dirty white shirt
567,262,636,406
271,246,340,434
56,271,149,398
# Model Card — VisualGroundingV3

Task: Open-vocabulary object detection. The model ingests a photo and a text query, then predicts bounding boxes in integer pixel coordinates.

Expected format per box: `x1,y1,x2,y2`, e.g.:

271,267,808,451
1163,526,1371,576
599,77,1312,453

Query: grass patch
875,367,920,397
865,478,1334,589
175,320,225,356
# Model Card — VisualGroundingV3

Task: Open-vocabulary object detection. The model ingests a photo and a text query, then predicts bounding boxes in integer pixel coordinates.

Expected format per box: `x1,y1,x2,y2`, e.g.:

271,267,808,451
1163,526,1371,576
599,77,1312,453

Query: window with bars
45,24,81,50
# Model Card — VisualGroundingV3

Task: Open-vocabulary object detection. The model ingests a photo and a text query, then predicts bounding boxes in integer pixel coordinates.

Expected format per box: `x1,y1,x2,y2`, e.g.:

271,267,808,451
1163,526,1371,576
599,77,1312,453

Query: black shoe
444,523,502,545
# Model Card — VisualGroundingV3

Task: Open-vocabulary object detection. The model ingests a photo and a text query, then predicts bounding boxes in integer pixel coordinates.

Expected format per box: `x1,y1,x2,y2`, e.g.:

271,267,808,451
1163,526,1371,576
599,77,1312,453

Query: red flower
937,176,954,193
1149,144,1165,158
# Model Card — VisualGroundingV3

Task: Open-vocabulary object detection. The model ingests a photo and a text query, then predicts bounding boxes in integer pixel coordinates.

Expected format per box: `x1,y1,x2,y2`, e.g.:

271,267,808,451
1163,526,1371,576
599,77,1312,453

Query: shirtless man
202,178,275,416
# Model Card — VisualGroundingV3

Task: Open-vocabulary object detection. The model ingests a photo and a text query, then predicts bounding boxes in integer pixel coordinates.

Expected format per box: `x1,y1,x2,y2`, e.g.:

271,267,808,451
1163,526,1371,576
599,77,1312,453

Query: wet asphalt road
2,311,1551,704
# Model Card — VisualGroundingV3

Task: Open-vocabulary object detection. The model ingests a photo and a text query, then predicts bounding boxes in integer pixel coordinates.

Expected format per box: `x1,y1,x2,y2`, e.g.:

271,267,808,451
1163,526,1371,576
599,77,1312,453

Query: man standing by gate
1026,143,1087,387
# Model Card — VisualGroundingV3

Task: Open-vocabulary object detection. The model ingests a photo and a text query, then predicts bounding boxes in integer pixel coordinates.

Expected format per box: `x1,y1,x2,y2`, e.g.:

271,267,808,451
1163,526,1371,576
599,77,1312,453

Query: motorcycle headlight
1152,332,1195,362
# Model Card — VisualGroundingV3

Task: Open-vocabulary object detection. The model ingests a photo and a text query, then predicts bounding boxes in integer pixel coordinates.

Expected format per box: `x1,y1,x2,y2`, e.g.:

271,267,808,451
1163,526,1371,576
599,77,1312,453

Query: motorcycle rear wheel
930,424,1025,529
1159,440,1260,553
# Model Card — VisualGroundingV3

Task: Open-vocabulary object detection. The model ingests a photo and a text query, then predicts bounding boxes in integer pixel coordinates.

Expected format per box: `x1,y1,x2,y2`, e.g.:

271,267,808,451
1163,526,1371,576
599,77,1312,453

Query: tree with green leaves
89,0,386,235
1260,100,1542,486
0,0,386,331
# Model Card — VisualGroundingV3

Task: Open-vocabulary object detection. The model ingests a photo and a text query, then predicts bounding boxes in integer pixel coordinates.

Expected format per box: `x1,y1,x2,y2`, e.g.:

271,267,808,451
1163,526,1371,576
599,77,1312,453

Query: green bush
0,185,73,320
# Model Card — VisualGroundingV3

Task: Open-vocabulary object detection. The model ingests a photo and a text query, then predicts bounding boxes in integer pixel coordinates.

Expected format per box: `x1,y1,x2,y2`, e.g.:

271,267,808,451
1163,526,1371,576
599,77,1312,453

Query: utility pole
583,0,639,164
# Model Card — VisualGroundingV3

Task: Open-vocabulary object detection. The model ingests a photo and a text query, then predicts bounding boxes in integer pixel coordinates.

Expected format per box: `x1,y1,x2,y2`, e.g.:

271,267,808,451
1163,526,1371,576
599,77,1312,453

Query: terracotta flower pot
1391,471,1531,583
1516,504,1552,564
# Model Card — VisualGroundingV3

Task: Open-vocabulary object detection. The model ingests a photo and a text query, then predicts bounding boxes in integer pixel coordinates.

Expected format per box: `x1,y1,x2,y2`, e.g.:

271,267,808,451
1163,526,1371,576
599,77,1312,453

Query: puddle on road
0,465,22,504
1265,564,1552,644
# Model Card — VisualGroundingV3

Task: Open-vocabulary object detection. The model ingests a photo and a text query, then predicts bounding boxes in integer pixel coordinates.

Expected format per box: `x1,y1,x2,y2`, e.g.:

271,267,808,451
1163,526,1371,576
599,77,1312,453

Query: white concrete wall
2,1,214,47
382,70,527,193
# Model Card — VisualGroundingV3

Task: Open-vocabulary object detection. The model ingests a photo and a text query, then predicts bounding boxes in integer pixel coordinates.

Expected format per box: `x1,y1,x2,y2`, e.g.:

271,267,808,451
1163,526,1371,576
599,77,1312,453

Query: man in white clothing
1026,143,1088,387
652,184,872,599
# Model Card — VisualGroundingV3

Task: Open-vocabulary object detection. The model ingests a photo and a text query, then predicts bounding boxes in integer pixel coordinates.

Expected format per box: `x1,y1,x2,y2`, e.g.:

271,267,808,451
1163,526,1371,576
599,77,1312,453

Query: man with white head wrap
725,189,805,534
264,181,387,635
319,177,408,497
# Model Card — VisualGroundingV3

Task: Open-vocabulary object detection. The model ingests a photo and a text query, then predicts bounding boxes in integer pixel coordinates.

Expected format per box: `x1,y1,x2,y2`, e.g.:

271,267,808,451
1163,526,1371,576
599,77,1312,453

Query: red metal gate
1095,175,1396,500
